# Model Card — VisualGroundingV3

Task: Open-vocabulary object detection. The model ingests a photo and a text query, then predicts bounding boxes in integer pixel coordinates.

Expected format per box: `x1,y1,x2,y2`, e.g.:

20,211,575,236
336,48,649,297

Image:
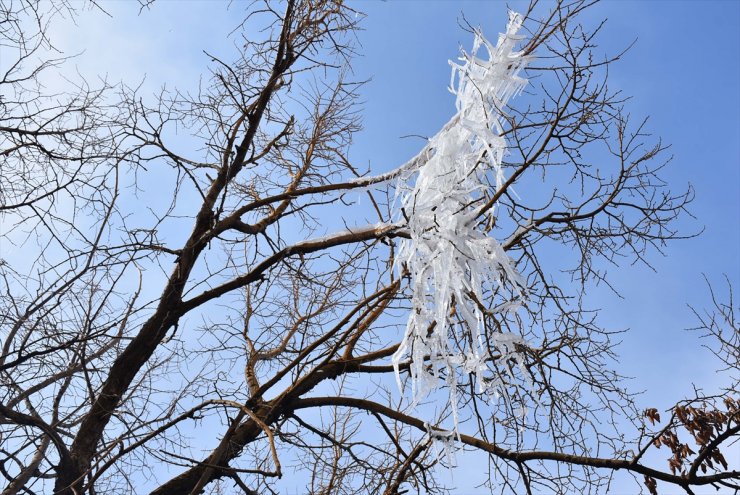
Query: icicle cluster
425,423,459,467
392,12,531,430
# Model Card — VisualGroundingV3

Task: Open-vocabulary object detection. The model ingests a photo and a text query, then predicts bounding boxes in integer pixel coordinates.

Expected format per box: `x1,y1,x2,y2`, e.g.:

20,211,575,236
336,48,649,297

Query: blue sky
39,0,739,493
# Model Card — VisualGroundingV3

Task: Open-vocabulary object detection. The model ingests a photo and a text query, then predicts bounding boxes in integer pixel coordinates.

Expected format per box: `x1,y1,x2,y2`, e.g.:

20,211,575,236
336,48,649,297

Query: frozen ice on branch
392,11,532,430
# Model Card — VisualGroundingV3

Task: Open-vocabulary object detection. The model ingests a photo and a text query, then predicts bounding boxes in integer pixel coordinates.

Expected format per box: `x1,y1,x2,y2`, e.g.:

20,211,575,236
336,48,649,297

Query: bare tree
0,1,737,494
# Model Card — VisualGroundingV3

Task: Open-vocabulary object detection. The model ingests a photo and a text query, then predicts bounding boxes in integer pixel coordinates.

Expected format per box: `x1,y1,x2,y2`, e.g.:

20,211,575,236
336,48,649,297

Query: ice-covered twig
392,11,532,432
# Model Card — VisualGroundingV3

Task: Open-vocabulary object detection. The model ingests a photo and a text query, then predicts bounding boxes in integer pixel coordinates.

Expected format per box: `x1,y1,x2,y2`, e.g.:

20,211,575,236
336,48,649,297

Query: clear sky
37,0,740,493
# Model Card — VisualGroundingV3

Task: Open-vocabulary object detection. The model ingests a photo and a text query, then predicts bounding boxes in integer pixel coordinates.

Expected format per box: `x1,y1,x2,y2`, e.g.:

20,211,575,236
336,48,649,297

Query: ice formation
392,11,531,431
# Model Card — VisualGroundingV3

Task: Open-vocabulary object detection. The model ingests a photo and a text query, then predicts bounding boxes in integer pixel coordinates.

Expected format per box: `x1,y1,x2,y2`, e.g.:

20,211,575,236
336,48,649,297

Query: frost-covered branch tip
392,11,531,432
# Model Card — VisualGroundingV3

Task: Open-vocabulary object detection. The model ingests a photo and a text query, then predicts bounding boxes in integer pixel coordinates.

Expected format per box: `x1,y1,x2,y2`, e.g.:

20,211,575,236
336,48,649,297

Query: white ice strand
392,11,532,435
